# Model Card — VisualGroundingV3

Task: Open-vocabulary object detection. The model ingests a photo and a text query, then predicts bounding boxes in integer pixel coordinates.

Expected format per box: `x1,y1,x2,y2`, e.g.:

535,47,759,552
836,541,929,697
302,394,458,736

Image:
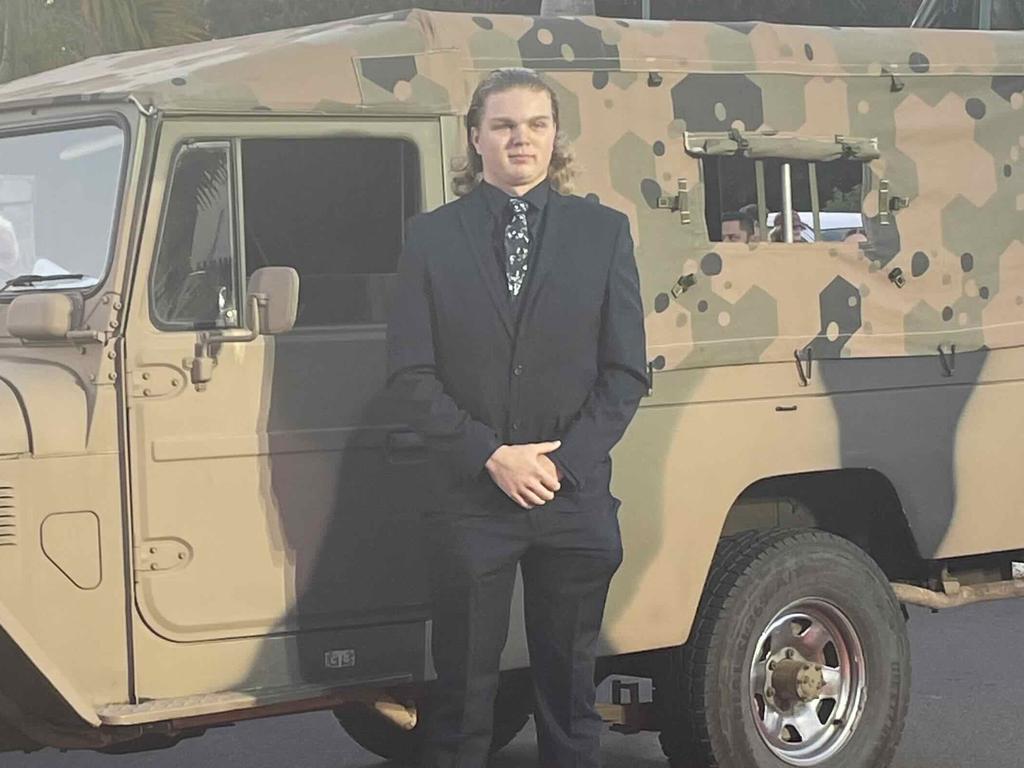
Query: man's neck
483,174,548,198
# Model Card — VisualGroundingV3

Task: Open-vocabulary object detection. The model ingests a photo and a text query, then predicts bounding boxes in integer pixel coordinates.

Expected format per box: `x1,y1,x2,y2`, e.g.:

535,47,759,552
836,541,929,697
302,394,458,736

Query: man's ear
470,126,480,154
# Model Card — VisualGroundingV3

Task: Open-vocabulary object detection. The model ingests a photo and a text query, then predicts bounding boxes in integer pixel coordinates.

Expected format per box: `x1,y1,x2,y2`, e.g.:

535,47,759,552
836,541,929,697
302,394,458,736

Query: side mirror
6,293,73,341
247,266,299,335
188,267,299,389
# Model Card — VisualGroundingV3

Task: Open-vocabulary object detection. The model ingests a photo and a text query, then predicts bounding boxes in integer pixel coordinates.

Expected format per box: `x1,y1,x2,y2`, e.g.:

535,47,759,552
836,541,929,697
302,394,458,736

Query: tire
335,671,532,765
656,529,911,768
0,720,40,754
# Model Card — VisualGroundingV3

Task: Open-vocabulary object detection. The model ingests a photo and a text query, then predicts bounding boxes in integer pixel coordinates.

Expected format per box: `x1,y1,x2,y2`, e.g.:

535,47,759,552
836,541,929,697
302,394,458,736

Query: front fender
0,599,100,730
0,379,28,457
0,361,88,457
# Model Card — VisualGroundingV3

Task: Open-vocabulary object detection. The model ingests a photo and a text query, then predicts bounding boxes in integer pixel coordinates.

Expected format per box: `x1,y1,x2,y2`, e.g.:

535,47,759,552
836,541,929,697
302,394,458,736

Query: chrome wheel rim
748,598,867,766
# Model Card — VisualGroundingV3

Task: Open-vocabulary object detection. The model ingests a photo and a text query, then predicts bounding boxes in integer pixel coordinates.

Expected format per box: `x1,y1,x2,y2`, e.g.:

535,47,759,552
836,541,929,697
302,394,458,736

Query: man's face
772,213,809,242
721,220,750,243
472,86,556,195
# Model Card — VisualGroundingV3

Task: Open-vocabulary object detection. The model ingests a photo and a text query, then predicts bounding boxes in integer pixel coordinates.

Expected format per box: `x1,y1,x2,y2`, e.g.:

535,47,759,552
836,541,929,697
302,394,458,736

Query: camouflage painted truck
1,5,1023,768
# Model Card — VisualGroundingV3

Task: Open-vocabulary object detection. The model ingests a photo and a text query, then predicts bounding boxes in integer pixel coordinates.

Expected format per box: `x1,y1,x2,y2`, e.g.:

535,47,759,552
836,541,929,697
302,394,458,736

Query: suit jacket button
513,364,523,376
512,422,520,431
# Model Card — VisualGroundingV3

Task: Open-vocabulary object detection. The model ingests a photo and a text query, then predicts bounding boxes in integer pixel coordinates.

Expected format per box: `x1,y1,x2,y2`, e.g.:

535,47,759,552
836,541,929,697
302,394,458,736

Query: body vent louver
0,486,15,547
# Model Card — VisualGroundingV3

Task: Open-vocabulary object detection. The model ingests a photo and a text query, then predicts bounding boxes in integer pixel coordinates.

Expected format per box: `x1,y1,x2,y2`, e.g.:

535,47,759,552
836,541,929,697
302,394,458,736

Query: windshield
0,123,125,294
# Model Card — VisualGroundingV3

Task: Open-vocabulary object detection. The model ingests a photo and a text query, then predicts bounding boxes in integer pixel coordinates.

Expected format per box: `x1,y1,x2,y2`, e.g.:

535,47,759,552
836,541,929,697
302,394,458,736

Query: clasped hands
485,440,564,510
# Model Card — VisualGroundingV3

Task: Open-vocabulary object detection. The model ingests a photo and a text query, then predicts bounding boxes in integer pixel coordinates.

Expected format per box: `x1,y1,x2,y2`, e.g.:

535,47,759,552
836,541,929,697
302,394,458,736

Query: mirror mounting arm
189,293,266,389
66,330,108,343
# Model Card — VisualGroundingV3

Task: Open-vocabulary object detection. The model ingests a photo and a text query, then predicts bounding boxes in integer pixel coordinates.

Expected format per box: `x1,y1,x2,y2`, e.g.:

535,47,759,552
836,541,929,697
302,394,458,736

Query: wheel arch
0,599,102,747
720,467,927,582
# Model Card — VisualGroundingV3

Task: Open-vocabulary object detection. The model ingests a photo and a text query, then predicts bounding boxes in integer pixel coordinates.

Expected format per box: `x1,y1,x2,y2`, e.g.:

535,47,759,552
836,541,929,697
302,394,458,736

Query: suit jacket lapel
457,187,513,340
518,190,566,335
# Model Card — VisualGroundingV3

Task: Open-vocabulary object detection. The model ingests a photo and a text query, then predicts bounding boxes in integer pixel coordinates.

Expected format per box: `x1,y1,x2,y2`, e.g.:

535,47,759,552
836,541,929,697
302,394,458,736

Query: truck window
150,142,239,330
913,0,977,27
912,0,1023,28
0,124,124,294
703,155,864,244
240,137,421,328
993,0,1024,28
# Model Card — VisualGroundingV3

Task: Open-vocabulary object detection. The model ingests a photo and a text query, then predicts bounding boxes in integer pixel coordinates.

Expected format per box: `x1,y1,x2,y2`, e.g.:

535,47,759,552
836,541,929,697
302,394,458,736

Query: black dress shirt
479,179,550,320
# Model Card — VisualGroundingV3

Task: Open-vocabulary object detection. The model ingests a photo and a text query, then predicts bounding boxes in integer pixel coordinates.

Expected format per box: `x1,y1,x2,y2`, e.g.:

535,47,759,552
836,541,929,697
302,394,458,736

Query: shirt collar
480,178,551,219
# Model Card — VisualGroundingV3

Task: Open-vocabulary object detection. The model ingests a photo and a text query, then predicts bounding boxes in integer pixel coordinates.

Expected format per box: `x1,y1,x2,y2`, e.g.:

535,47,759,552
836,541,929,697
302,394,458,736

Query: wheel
335,671,532,765
656,529,910,768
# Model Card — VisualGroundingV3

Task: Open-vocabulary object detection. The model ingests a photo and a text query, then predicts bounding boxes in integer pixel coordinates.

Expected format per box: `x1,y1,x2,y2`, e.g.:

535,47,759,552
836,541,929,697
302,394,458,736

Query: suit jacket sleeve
386,215,501,482
550,213,648,490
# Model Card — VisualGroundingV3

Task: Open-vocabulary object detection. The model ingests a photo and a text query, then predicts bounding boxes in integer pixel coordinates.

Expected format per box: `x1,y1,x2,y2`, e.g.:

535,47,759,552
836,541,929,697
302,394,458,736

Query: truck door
126,119,443,696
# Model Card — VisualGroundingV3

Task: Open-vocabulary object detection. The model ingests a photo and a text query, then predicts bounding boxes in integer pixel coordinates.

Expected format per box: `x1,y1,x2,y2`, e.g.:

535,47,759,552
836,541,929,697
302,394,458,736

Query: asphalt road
10,602,1023,768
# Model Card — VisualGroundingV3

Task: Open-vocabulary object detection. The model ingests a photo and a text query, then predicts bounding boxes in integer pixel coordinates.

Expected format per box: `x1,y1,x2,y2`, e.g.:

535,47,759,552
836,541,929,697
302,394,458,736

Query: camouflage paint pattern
0,7,1023,745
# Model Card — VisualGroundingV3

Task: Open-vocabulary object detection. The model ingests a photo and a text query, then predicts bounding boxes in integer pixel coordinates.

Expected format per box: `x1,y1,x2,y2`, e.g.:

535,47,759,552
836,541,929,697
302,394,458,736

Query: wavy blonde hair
451,68,577,197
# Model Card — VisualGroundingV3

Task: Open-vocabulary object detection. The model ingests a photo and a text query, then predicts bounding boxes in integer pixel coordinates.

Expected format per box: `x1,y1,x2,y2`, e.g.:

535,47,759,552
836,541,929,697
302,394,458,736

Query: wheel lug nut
768,661,776,671
785,649,794,659
766,687,775,698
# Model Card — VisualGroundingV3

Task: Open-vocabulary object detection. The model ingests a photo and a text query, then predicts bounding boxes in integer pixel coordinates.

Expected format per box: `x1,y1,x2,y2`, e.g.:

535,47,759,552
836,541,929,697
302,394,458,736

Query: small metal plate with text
324,649,357,669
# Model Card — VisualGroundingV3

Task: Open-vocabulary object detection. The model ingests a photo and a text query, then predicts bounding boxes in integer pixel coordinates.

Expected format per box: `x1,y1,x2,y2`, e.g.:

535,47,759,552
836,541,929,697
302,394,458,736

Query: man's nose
509,125,528,144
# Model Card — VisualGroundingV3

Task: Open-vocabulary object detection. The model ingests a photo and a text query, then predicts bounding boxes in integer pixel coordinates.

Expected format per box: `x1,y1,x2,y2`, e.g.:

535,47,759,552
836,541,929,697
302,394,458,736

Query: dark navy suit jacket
386,183,648,512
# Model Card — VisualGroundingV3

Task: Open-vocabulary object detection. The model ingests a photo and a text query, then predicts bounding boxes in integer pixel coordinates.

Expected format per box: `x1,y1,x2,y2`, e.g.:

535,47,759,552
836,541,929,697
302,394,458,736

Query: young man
721,210,755,243
386,68,648,768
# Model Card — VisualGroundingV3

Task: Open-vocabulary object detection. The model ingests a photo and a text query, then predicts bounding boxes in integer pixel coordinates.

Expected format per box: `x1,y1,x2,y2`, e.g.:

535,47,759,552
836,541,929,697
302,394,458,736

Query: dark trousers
422,500,623,768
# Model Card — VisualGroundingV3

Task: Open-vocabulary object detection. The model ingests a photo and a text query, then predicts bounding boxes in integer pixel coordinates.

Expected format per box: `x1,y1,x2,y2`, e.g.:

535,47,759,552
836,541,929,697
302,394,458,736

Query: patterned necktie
504,197,530,298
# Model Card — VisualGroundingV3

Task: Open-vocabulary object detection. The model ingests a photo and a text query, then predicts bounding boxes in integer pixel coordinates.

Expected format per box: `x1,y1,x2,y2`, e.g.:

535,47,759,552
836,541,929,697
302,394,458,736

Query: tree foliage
204,0,923,37
1,0,924,84
0,0,207,84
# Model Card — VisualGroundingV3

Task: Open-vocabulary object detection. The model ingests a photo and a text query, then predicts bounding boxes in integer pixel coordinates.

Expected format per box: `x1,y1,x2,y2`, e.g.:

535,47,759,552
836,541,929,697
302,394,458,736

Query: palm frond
77,0,206,55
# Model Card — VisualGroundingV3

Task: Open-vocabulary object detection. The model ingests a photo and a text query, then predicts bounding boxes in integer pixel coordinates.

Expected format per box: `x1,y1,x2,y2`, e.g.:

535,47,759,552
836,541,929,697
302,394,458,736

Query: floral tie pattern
504,197,530,297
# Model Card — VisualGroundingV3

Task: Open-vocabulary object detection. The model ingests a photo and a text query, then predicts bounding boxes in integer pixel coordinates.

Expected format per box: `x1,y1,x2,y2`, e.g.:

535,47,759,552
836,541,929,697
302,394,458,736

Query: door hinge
130,365,187,399
134,539,192,577
878,179,909,226
657,178,691,225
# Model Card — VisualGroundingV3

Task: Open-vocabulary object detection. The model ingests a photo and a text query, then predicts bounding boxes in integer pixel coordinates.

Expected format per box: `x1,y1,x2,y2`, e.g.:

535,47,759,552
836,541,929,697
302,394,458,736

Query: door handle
794,347,813,387
938,343,956,377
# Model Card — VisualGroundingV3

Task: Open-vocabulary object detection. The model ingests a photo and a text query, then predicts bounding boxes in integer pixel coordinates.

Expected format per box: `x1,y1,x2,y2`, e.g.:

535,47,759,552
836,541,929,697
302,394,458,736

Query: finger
537,458,560,485
534,468,559,492
500,482,528,508
521,487,547,506
527,481,555,502
539,475,561,493
535,440,562,454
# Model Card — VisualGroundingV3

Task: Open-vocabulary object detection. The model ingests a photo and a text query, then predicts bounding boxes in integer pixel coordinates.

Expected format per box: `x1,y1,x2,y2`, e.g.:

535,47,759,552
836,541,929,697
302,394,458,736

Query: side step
596,679,660,734
97,676,412,727
892,577,1024,610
